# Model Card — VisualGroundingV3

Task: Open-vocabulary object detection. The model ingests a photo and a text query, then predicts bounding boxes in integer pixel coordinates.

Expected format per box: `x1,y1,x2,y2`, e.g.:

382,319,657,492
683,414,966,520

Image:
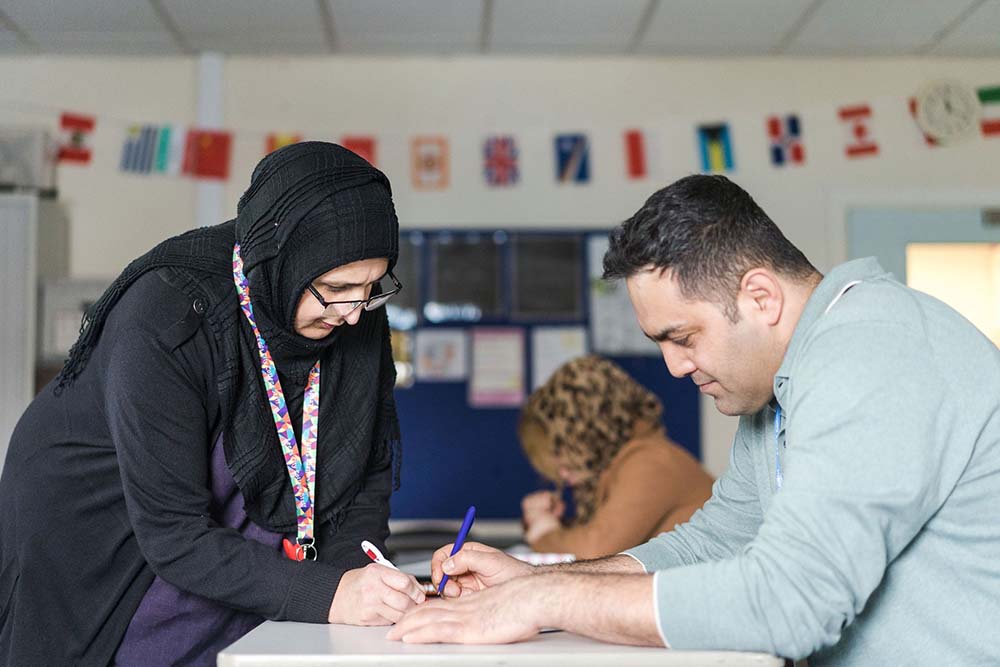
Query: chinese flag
183,129,232,180
342,135,376,166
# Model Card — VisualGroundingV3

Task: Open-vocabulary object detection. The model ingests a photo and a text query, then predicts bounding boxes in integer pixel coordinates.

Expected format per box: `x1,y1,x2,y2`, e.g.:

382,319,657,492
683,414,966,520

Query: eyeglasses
306,272,403,315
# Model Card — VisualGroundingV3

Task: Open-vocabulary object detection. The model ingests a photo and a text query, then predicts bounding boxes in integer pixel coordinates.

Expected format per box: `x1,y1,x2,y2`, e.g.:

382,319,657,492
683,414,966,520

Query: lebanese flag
58,112,95,164
837,104,878,158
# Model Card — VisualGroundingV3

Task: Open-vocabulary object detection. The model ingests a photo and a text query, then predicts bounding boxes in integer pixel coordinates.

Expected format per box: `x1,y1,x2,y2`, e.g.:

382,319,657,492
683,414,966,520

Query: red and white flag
623,129,647,179
837,104,879,158
411,136,449,190
58,112,95,164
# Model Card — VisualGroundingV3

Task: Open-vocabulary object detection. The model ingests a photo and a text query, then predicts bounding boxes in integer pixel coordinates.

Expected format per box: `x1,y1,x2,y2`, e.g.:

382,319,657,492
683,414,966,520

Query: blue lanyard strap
774,405,784,491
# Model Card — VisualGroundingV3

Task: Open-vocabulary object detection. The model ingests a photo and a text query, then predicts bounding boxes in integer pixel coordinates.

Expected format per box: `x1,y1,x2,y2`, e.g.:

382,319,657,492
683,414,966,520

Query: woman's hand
521,491,564,544
328,563,425,625
431,541,534,598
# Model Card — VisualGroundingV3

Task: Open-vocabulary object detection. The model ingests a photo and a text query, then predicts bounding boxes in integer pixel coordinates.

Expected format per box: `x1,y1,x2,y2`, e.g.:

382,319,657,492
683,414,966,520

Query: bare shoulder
613,431,712,482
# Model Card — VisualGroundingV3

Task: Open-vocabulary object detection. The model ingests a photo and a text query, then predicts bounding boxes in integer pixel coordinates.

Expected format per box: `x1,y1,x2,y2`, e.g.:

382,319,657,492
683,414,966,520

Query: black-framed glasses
307,272,403,315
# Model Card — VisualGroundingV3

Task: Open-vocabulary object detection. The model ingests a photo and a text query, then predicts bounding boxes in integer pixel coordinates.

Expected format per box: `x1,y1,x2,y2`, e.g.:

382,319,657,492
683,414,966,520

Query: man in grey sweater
388,175,1000,665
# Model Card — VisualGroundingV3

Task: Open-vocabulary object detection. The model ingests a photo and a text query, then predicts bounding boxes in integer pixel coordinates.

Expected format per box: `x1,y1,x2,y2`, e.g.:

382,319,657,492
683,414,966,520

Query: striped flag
838,104,879,158
624,129,647,179
697,123,734,172
120,124,159,174
154,125,185,175
978,85,1000,137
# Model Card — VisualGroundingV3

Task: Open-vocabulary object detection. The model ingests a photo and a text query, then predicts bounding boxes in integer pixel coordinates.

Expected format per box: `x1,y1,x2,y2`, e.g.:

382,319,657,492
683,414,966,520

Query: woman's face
293,257,389,339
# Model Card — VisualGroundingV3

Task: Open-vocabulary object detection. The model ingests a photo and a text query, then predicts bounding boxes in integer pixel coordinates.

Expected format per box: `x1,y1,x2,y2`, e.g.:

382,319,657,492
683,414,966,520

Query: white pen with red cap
361,540,399,570
361,540,438,596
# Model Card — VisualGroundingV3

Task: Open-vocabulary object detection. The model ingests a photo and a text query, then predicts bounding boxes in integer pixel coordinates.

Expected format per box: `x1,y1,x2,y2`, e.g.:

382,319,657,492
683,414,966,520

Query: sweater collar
773,257,891,407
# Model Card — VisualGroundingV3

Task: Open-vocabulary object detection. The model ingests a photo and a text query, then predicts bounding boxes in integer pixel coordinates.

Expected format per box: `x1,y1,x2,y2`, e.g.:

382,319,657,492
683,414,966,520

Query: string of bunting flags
43,79,1000,189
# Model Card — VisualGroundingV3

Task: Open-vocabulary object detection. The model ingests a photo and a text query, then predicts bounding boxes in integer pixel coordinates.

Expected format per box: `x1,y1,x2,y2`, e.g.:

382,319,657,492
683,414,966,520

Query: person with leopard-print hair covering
517,355,713,559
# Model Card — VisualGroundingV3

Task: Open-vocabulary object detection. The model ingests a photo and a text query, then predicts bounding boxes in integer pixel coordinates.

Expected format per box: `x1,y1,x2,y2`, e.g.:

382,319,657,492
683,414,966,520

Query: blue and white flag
120,125,159,174
554,133,590,184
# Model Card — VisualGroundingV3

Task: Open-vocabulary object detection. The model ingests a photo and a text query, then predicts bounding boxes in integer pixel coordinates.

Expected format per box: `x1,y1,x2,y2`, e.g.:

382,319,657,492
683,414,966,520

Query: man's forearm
541,553,645,575
531,571,664,646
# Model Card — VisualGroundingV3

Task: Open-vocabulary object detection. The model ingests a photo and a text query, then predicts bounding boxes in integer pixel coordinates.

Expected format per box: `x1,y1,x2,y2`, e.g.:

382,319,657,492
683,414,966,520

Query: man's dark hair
603,174,819,321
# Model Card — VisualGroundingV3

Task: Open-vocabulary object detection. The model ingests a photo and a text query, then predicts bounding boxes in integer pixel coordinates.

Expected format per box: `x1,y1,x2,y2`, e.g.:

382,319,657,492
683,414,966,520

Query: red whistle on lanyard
282,538,317,561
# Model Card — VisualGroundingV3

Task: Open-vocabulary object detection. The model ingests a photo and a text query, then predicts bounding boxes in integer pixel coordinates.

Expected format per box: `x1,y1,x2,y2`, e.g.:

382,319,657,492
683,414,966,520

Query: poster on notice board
587,235,659,355
469,328,525,407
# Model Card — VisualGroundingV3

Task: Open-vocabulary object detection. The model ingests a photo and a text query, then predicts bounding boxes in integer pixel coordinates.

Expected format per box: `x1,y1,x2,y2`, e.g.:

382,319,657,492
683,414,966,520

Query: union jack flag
483,135,519,186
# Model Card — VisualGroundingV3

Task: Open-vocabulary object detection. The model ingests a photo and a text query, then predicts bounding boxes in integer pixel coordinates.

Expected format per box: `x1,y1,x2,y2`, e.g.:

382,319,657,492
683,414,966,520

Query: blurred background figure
518,355,713,559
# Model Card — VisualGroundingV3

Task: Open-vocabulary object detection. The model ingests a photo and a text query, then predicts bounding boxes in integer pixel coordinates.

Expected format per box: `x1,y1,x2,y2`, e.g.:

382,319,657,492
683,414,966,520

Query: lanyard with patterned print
233,243,320,561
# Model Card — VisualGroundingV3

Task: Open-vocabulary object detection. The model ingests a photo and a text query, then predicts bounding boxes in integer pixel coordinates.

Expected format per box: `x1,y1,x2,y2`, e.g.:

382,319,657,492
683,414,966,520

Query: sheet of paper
531,326,587,390
414,328,467,381
469,327,525,407
588,235,659,355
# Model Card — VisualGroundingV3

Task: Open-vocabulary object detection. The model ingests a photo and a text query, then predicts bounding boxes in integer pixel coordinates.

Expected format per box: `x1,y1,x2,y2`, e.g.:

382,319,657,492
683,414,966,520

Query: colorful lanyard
233,243,320,561
774,405,784,491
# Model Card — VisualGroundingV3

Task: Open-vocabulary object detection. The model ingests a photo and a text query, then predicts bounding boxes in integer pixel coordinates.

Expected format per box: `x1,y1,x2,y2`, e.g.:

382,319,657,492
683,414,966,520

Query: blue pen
438,505,476,595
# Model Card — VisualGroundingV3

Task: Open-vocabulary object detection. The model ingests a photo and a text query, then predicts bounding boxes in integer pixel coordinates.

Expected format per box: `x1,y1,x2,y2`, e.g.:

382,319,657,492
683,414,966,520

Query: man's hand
521,491,564,543
431,541,534,598
390,571,664,647
387,577,540,644
328,563,426,625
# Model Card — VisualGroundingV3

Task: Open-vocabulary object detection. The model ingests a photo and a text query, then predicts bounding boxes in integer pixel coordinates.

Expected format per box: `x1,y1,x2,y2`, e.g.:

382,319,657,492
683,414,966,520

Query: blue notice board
388,230,700,519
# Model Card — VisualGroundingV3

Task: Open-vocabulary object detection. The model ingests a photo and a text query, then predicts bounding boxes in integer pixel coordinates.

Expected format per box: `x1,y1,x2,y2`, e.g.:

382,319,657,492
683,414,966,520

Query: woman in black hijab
0,142,422,666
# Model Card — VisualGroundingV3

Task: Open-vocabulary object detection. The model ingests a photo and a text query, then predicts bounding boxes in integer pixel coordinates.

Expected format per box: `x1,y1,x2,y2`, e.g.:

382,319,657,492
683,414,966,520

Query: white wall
2,54,999,474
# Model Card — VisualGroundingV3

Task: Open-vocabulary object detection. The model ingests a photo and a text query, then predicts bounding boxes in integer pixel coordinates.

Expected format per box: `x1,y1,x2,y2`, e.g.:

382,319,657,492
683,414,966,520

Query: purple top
114,433,284,667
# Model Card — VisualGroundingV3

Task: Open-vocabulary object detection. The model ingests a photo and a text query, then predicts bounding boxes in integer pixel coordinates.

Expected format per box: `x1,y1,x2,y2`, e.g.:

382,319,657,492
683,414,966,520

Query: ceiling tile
195,35,330,56
490,0,648,53
163,0,328,53
0,25,24,53
2,0,177,54
20,31,181,55
0,0,995,58
3,0,164,32
636,0,815,56
931,0,1000,56
329,0,481,52
785,0,983,55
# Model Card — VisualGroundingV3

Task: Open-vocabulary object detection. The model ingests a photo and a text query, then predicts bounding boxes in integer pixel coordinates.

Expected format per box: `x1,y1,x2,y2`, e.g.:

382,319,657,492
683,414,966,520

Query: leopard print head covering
519,355,663,524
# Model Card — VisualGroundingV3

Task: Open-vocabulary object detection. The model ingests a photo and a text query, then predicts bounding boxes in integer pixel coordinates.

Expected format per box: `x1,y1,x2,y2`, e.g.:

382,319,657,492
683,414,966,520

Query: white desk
218,622,784,666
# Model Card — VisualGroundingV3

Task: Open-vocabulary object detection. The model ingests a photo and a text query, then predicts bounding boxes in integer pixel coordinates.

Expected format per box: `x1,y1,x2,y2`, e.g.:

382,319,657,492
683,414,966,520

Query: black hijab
56,141,401,532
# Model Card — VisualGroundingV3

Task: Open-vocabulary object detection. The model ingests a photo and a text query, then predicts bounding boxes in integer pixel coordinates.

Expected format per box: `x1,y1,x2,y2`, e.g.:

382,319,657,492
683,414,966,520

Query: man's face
626,268,778,416
294,257,389,339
